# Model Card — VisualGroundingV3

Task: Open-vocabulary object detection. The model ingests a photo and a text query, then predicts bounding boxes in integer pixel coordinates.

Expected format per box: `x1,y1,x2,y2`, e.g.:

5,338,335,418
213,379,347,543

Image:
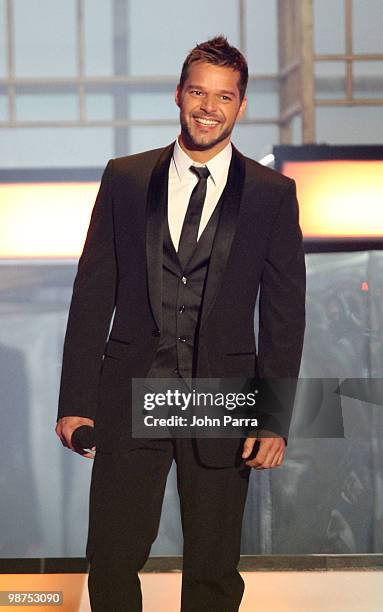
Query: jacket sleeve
57,159,117,420
255,178,306,439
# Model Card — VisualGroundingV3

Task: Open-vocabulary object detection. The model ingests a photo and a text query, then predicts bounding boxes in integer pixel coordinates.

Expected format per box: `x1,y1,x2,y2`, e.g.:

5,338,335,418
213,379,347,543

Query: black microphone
71,425,96,451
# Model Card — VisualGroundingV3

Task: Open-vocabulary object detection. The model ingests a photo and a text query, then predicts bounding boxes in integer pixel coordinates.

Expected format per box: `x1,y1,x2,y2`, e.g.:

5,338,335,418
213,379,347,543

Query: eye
190,89,203,96
220,95,232,101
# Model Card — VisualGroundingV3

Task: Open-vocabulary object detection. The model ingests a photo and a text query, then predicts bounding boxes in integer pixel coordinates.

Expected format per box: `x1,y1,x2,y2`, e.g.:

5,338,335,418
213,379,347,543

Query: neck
178,134,230,163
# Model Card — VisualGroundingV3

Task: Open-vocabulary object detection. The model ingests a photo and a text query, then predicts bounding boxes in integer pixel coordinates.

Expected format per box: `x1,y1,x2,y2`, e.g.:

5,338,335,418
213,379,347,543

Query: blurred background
0,0,382,165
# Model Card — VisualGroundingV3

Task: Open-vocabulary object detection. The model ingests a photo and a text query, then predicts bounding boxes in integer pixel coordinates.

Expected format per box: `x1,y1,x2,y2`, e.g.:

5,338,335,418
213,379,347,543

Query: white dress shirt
167,137,232,251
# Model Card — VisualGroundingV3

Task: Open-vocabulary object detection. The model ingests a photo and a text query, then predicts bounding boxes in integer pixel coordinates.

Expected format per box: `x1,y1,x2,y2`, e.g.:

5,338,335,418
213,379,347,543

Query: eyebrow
187,84,238,97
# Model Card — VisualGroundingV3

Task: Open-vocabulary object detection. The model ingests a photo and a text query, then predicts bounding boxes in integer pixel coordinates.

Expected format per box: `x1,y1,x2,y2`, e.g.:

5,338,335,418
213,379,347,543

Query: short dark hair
179,36,248,101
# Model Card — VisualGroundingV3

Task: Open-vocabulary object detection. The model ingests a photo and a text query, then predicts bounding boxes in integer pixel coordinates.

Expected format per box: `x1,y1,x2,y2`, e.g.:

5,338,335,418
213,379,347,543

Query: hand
242,434,285,469
55,416,96,459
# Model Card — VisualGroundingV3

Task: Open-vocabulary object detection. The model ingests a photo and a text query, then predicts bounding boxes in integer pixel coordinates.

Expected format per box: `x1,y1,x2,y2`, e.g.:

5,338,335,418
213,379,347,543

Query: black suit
58,142,305,610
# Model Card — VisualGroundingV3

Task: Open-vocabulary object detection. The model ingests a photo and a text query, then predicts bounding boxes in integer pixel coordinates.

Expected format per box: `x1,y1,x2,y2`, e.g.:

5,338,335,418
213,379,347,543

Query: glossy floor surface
1,571,382,611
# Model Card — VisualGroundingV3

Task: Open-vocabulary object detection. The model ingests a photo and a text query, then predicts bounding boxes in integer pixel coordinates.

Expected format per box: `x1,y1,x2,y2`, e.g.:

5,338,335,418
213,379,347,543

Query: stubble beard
179,113,233,152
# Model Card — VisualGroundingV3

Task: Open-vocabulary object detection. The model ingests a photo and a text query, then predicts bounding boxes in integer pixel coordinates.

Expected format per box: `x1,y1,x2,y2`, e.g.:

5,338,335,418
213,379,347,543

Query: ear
237,95,247,120
175,84,182,108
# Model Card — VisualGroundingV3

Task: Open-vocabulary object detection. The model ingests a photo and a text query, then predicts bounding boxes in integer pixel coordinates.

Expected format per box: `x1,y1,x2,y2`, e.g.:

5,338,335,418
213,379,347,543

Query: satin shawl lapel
200,145,246,328
146,142,174,332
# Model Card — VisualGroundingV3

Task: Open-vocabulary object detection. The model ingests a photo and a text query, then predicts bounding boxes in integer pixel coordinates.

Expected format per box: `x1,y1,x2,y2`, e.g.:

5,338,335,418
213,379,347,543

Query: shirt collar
172,136,232,185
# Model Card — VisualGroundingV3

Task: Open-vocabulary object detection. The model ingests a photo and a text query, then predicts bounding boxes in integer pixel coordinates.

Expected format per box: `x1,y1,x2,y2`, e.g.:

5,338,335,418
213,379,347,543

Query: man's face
175,61,247,154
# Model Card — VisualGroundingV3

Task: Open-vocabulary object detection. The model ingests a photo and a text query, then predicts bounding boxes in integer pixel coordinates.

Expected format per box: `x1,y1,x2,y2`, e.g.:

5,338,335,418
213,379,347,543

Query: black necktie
177,165,210,268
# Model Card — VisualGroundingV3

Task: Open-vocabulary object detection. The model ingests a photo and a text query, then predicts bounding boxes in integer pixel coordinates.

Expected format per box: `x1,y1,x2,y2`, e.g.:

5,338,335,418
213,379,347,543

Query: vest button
152,329,161,337
178,336,187,343
178,305,185,313
181,276,187,285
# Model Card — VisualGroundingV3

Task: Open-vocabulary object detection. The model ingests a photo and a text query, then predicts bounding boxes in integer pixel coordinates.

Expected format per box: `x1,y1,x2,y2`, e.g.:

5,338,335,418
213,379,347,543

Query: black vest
146,193,223,380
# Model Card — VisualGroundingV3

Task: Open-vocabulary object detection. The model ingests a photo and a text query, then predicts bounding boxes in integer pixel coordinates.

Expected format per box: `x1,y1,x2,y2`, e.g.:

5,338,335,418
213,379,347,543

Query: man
56,36,305,612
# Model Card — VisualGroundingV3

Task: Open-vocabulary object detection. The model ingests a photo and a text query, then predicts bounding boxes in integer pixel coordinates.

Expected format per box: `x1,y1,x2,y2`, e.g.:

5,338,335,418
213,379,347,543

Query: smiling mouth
194,117,220,127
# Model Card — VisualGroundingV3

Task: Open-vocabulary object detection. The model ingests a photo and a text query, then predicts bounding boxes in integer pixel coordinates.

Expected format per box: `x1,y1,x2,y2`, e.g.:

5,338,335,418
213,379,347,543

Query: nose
200,94,218,115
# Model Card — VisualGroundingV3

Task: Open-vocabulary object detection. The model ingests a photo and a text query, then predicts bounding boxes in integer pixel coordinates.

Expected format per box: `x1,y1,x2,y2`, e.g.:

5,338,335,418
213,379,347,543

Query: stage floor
0,570,382,611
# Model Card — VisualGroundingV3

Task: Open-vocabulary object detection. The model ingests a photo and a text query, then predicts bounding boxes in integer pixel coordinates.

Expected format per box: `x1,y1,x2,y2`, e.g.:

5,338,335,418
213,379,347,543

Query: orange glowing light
0,182,99,258
283,160,383,238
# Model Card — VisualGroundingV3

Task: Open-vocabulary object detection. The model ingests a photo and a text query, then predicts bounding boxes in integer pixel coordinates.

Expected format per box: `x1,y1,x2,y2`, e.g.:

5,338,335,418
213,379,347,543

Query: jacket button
178,336,187,343
152,329,161,337
178,305,185,313
181,276,187,285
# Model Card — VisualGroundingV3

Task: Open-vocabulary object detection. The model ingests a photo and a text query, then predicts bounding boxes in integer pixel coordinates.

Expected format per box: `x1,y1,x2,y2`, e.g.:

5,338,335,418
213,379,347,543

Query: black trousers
86,437,250,612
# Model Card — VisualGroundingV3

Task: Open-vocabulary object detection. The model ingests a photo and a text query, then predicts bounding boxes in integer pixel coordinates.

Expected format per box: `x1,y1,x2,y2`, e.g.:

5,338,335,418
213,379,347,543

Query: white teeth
195,117,219,126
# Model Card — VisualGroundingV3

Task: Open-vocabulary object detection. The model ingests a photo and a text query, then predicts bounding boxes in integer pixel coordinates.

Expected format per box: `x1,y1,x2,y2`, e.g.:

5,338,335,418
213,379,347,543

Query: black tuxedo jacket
58,142,306,467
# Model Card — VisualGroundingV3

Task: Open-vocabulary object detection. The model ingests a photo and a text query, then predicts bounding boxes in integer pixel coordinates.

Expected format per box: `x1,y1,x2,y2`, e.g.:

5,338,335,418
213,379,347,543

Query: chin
186,130,226,151
192,137,216,149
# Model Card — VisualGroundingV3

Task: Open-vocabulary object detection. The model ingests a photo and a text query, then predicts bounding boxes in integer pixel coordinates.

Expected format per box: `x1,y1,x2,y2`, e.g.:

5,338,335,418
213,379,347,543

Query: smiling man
176,59,247,155
56,36,306,612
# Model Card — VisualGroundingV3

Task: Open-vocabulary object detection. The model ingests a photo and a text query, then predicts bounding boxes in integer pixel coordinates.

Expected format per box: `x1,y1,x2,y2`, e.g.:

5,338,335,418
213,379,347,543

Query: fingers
61,425,75,451
68,429,96,459
273,447,285,467
242,437,257,460
70,442,96,459
245,438,285,470
55,417,96,459
268,448,284,468
55,422,69,448
77,449,96,460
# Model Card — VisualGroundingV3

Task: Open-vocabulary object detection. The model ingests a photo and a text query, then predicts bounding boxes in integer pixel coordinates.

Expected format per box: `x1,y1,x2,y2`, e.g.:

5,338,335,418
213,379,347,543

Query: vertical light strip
112,0,130,155
238,0,247,55
76,0,86,122
238,0,247,119
345,0,353,101
5,0,16,124
278,0,291,144
300,0,316,143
